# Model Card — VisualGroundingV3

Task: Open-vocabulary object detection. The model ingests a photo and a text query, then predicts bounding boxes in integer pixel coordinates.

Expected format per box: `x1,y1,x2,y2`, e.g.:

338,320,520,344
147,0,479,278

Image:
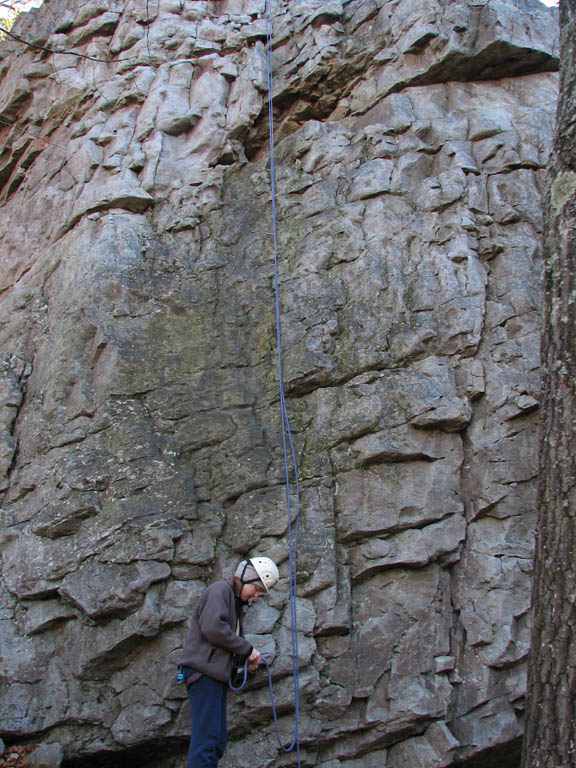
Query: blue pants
187,673,227,768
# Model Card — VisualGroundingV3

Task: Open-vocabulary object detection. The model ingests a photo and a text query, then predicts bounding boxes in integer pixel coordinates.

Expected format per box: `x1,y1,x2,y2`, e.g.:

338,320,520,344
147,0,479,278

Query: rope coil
229,654,299,755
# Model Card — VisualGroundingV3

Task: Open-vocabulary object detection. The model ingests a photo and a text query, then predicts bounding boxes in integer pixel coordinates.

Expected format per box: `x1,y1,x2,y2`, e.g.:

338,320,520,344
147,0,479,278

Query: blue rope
265,0,302,764
227,3,303,761
228,659,250,692
229,655,300,755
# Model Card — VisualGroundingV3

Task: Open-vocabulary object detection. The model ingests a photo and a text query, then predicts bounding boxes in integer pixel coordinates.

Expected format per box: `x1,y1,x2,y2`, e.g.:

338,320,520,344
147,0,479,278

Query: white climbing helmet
249,556,279,592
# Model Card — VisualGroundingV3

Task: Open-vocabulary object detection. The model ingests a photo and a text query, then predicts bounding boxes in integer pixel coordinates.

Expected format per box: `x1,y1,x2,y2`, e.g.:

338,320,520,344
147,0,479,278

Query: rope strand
265,0,302,763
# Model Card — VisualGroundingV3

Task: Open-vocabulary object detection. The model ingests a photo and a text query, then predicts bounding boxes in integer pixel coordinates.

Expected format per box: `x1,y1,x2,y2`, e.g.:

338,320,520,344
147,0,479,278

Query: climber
179,555,280,768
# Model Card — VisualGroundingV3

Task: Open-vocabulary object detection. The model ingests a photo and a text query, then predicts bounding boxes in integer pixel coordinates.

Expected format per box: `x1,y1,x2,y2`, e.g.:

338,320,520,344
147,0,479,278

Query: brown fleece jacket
180,580,253,683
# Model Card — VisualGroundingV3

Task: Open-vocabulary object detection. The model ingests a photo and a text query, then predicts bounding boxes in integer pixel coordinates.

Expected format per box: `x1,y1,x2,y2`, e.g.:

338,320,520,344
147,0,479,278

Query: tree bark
522,2,576,767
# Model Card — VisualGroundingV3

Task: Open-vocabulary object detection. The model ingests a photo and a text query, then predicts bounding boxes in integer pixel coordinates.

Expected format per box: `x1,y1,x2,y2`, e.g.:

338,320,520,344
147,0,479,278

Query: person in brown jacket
180,556,279,768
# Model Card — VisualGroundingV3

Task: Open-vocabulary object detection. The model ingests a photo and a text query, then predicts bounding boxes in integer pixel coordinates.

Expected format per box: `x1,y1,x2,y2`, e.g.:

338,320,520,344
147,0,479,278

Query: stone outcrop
0,1,559,767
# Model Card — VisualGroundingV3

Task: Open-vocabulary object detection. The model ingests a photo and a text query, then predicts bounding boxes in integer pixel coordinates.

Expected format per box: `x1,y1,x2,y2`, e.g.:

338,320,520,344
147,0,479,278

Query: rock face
0,1,559,767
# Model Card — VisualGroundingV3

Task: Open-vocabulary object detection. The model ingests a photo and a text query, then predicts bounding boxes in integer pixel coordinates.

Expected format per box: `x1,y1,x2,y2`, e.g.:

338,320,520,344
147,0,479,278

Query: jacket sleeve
197,582,253,657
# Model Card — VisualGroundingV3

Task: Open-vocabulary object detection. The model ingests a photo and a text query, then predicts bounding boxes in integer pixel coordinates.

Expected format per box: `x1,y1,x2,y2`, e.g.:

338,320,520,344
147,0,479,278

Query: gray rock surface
0,0,558,766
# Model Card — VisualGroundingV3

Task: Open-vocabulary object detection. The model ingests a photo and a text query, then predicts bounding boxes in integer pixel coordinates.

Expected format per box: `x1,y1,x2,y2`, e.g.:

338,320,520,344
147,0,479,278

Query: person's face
240,583,265,602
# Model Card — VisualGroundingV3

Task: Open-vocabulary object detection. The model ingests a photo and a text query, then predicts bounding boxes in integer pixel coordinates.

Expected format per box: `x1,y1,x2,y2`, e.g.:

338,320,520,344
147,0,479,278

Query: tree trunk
521,1,576,767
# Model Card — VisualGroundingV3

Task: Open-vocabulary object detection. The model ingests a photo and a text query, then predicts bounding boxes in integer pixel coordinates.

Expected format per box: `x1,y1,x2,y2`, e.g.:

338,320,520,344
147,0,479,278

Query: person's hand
247,649,261,672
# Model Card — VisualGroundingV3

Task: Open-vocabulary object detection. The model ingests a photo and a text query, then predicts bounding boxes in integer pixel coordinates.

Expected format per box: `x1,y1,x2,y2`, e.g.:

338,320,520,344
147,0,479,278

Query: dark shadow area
62,738,187,768
454,737,522,768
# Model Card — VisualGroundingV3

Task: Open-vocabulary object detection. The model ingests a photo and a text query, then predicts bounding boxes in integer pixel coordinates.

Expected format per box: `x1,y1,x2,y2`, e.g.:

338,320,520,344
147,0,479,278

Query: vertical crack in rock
0,354,31,500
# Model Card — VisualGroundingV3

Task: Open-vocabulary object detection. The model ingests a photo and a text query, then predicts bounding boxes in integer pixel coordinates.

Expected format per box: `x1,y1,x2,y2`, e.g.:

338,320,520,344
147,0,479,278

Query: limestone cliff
0,1,559,767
